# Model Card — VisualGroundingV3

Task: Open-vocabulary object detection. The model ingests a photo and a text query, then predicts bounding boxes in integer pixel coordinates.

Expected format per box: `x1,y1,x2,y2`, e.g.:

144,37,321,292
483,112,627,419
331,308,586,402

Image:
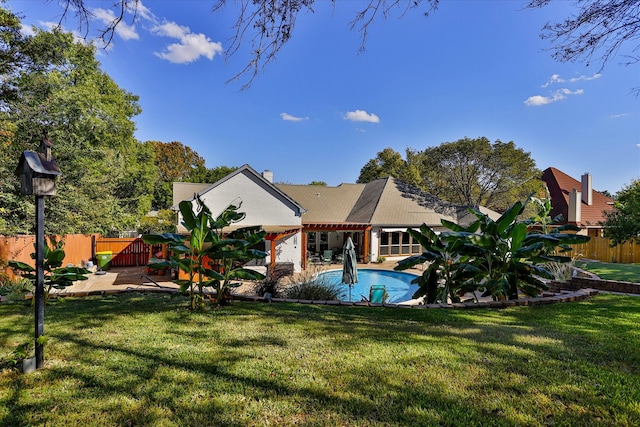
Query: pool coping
234,288,600,308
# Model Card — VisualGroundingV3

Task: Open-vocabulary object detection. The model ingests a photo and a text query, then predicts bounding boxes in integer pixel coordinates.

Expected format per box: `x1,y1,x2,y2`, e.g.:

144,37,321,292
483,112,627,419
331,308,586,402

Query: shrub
253,270,281,297
283,281,342,300
0,276,31,302
376,256,386,263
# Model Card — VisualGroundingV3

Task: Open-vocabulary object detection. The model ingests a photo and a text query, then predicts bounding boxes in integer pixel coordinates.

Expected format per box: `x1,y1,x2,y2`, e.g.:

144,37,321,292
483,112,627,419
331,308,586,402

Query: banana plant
452,199,591,300
397,195,591,303
8,237,90,302
395,224,480,304
143,195,266,309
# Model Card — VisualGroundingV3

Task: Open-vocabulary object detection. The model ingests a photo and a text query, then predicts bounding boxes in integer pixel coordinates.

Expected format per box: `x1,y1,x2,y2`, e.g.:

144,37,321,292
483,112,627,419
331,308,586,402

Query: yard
1,293,639,426
575,260,640,283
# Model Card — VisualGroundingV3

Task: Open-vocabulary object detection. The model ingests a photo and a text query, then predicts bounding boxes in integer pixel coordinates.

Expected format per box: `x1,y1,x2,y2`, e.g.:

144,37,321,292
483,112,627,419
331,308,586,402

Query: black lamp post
16,138,61,369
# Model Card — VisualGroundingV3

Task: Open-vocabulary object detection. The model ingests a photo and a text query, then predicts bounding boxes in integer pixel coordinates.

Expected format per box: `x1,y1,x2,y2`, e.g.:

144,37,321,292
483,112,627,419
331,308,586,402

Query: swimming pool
316,269,420,303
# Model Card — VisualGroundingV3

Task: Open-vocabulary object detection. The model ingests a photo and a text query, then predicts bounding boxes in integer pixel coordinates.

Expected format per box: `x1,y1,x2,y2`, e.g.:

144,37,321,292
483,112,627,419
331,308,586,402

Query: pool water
316,269,419,303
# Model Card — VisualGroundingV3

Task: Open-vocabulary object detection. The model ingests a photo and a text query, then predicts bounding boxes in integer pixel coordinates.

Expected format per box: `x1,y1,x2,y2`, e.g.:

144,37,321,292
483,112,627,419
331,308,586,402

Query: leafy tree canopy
190,165,239,185
602,178,640,245
148,140,237,210
358,137,544,212
0,7,154,235
357,148,409,184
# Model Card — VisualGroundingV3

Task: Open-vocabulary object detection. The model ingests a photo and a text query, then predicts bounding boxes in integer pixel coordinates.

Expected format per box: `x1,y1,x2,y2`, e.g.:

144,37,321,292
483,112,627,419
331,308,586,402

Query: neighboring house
173,164,499,272
541,167,615,237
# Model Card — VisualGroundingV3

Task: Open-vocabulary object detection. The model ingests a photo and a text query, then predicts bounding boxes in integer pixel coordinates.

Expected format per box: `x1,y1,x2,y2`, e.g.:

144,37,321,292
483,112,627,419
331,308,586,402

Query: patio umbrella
341,236,358,301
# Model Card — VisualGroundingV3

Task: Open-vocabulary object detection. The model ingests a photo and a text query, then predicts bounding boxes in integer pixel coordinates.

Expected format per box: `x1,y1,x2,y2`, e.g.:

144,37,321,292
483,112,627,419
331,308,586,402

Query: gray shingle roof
172,182,210,208
276,183,365,223
278,177,489,227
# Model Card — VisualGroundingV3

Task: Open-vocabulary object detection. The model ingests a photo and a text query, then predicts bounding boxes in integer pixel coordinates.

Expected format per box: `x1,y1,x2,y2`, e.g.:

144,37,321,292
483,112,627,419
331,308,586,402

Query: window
378,231,423,256
380,233,389,255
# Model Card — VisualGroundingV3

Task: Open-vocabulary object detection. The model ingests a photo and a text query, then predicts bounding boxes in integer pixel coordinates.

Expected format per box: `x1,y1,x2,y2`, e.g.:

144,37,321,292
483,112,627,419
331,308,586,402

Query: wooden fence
1,234,97,280
561,236,640,264
94,237,154,267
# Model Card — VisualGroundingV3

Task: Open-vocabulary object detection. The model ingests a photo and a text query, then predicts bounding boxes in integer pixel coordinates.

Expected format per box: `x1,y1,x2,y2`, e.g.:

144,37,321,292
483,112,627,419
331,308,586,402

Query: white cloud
524,88,583,107
280,113,308,122
610,113,628,119
344,109,380,123
20,24,35,37
92,8,139,41
541,74,563,88
542,73,601,87
636,143,640,149
135,1,157,23
152,21,188,39
152,21,223,63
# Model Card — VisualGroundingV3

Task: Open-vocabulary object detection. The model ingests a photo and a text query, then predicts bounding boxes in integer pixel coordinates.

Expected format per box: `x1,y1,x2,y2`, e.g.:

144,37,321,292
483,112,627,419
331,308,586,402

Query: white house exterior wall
370,227,381,261
270,232,303,273
177,168,304,272
197,172,301,227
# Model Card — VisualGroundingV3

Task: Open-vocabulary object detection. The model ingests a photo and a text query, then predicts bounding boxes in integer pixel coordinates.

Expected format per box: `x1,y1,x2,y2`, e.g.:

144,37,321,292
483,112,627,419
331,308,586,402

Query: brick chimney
581,173,592,206
262,170,273,183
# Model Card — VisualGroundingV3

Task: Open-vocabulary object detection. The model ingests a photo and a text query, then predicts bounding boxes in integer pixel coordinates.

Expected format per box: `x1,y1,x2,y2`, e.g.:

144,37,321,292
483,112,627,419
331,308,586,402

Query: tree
0,12,155,235
139,209,177,235
357,148,408,184
357,138,544,212
308,181,327,186
408,137,544,212
52,0,638,89
601,178,640,245
189,165,239,185
149,141,206,210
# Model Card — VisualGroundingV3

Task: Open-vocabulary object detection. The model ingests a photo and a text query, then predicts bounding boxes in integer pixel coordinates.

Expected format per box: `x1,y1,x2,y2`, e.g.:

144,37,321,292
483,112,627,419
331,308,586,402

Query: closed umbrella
342,236,358,301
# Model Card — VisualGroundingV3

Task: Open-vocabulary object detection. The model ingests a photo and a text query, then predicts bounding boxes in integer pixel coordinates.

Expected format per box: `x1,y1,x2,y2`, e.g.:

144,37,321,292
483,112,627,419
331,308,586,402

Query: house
541,167,615,236
173,164,499,272
174,165,306,274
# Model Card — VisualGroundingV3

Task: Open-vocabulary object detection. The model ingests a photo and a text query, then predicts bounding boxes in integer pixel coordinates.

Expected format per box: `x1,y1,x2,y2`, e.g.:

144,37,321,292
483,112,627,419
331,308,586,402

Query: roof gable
542,167,614,226
199,164,305,215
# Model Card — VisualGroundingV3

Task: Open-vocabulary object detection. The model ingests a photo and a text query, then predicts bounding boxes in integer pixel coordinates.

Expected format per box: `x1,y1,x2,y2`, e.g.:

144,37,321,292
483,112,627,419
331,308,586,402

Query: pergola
301,222,372,269
263,226,304,271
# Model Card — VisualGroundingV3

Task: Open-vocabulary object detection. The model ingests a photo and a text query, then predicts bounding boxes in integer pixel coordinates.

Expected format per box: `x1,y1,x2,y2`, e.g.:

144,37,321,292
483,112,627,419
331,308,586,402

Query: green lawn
575,260,640,283
1,293,639,426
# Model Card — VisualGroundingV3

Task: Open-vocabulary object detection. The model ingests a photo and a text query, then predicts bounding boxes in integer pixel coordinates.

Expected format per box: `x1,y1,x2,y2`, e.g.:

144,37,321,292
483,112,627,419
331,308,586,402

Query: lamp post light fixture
15,138,61,369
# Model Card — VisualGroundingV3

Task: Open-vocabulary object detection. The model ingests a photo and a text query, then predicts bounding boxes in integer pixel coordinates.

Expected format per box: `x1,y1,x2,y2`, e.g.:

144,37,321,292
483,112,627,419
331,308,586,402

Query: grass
1,293,640,426
575,260,640,283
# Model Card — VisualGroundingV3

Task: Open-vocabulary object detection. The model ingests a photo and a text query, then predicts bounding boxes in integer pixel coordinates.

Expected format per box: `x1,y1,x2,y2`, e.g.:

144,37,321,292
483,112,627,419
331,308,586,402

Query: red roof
541,167,614,227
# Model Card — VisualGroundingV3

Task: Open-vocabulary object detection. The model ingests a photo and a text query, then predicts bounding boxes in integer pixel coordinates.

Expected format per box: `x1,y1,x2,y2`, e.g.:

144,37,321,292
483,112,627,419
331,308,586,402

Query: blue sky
10,0,640,194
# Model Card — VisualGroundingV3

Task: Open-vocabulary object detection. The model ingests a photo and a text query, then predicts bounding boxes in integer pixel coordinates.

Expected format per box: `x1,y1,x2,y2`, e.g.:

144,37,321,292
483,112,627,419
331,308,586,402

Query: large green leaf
8,260,34,272
406,225,436,248
179,200,197,230
510,222,527,252
230,268,266,281
142,233,186,245
496,201,523,235
46,248,66,267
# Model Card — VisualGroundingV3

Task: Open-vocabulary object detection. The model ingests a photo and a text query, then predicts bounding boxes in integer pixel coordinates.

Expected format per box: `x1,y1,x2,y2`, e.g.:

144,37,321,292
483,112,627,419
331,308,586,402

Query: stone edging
234,288,600,309
7,287,600,309
550,277,640,295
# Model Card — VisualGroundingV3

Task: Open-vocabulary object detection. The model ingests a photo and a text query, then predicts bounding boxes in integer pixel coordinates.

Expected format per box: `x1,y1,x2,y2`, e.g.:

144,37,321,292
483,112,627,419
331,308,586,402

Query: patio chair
369,285,387,304
322,250,333,265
